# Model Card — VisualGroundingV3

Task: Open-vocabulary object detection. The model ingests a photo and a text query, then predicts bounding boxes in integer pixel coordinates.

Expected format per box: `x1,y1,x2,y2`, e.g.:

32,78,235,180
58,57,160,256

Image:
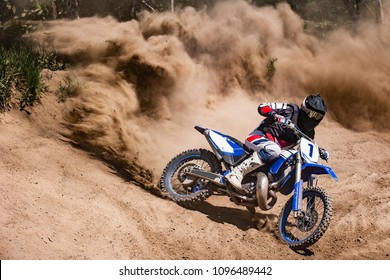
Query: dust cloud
28,0,390,188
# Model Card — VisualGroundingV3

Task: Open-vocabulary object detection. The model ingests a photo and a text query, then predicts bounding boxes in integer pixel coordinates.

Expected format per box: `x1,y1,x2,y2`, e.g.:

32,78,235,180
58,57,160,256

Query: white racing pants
245,130,282,162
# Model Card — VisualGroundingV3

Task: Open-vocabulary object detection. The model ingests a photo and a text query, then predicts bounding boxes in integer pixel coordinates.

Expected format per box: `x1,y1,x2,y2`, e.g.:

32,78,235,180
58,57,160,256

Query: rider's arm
258,103,289,117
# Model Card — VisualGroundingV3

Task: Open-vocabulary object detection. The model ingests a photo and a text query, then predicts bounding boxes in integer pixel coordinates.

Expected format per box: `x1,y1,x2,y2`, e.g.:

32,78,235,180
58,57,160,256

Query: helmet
301,94,327,120
298,94,327,132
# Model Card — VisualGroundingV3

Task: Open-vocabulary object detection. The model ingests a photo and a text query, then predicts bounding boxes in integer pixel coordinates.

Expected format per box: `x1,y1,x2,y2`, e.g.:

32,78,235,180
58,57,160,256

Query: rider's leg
226,131,281,192
226,152,263,191
245,131,281,162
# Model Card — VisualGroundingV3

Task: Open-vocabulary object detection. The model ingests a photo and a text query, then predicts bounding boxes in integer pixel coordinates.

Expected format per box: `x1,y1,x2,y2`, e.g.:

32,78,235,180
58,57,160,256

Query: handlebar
273,113,329,160
273,113,313,142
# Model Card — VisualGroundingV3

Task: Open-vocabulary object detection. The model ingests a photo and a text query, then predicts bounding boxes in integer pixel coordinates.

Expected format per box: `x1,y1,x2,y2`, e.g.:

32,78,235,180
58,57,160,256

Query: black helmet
298,94,327,132
301,94,327,120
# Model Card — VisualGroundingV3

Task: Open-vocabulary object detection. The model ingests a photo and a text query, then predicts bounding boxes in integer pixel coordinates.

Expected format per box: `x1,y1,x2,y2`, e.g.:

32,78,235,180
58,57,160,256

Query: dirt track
1,91,389,260
1,0,390,260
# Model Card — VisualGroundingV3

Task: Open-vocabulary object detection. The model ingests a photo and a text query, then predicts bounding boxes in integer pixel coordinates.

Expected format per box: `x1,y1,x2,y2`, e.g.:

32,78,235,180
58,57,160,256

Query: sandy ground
1,91,389,260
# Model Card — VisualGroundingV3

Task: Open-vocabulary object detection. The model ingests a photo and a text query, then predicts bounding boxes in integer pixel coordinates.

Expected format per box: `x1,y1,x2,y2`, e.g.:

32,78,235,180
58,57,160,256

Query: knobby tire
277,187,333,248
160,149,222,207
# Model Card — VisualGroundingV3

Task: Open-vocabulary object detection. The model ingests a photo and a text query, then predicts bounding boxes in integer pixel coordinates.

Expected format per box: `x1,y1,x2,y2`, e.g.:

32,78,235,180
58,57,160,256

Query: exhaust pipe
256,172,277,211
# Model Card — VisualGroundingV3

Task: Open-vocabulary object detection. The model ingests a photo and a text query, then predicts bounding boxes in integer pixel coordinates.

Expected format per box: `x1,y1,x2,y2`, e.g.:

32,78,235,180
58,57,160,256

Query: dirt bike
160,117,338,248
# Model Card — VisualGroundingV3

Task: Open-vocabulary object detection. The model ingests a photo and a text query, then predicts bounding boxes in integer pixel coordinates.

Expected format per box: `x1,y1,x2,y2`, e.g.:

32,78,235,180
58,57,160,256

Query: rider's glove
319,147,329,161
273,114,295,129
273,113,285,123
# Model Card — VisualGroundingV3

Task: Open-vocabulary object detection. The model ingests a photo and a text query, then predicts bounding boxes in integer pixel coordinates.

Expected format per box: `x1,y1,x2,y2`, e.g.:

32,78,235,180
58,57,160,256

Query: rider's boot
226,152,263,192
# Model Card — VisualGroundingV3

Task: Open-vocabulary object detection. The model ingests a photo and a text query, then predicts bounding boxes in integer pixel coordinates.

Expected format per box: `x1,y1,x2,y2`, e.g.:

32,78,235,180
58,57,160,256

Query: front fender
278,163,338,195
301,163,338,182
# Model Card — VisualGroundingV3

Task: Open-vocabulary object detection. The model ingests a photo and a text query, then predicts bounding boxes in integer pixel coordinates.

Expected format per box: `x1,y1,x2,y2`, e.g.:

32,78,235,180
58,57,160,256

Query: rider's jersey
256,102,315,148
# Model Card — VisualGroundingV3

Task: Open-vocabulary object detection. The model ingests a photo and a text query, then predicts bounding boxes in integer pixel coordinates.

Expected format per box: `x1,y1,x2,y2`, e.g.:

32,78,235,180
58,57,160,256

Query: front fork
292,153,318,218
292,153,303,218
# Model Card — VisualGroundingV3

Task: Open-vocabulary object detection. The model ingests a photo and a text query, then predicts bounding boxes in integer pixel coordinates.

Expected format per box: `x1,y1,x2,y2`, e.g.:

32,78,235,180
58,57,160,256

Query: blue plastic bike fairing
206,130,247,166
269,152,295,176
208,130,245,157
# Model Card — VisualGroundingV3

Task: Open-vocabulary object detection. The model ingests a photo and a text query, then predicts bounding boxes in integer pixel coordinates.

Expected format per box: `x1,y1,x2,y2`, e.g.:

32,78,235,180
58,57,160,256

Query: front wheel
160,149,222,207
277,187,332,248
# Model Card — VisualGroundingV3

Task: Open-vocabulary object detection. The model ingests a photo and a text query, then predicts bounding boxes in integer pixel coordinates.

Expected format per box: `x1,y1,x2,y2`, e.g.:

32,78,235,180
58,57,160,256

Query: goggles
302,106,324,120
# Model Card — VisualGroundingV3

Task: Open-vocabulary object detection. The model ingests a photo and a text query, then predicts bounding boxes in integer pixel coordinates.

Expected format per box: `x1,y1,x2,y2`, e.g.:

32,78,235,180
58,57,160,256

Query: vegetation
0,41,66,112
56,74,82,103
265,58,278,82
0,47,13,110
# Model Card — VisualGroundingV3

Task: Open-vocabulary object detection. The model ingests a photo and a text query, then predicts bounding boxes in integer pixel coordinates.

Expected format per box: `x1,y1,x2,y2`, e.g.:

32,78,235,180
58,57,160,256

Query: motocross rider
226,94,328,192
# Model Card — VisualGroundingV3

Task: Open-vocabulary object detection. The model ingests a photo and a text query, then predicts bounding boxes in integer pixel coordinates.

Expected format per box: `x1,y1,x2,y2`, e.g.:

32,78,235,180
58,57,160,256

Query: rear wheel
160,149,222,207
277,187,332,248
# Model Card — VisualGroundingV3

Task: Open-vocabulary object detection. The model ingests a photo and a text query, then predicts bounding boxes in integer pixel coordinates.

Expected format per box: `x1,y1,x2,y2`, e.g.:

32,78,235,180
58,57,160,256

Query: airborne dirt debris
1,0,390,259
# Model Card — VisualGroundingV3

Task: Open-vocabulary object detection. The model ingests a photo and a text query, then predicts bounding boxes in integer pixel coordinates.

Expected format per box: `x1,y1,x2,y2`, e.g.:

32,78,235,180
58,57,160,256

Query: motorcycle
160,117,338,248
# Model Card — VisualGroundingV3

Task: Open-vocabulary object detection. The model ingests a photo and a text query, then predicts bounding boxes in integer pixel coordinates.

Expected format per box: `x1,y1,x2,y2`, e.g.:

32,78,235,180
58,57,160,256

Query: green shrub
0,40,67,112
56,74,82,102
11,42,43,110
0,47,14,111
265,57,277,81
